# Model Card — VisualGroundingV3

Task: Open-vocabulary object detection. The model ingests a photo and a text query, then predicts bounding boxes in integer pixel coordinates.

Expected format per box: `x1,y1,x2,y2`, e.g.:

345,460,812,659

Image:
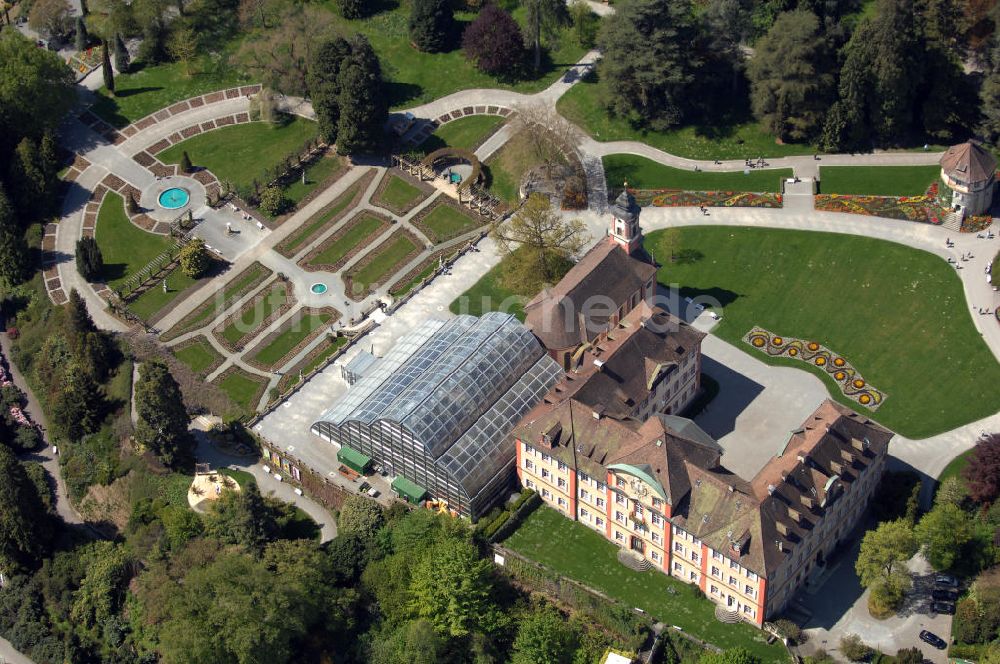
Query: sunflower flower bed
744,327,886,410
630,189,782,208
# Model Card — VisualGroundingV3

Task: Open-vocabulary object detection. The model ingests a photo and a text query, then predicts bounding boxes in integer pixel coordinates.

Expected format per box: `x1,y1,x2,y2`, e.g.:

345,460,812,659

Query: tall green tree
409,0,455,53
334,37,387,156
700,648,762,664
133,360,194,467
0,185,30,286
915,501,973,570
50,359,105,440
408,538,497,637
748,10,834,141
113,32,129,73
855,519,916,611
307,35,352,143
523,0,567,71
511,605,577,664
102,38,115,95
980,36,1000,144
597,0,703,130
206,482,278,550
0,443,54,575
337,495,385,545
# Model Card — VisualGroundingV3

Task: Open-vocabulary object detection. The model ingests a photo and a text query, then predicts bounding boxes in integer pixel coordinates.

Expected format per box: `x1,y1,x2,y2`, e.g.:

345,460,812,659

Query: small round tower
939,140,997,216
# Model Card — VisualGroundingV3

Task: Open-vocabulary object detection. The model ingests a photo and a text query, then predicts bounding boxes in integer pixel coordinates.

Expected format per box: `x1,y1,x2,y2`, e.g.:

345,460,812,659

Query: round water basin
158,187,190,210
310,283,328,295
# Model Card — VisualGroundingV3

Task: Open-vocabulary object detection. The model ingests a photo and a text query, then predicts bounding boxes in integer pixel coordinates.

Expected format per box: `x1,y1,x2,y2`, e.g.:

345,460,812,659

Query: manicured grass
281,154,344,208
938,449,972,484
350,233,420,290
449,254,527,321
419,204,479,241
644,227,1000,438
485,130,537,204
91,58,248,128
162,263,272,340
250,312,334,368
419,115,505,153
505,506,787,661
276,335,349,392
603,155,791,193
219,467,256,489
306,214,385,267
127,267,199,321
818,165,941,196
214,368,268,414
158,116,318,190
379,175,424,210
280,182,363,257
219,283,291,346
95,192,174,290
173,337,223,375
557,75,816,161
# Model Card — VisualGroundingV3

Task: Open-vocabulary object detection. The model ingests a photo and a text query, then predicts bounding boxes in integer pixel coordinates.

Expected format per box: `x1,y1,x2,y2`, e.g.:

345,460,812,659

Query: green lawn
419,115,505,153
280,154,345,208
645,227,1000,438
418,204,480,241
378,175,424,210
350,233,420,292
95,192,174,290
158,117,318,189
818,166,941,196
279,182,363,257
306,214,386,268
557,75,817,161
214,368,268,415
173,336,223,375
505,506,787,661
938,450,972,484
127,267,200,321
162,262,272,341
219,282,291,346
449,253,527,321
603,155,791,193
91,58,248,128
250,311,334,368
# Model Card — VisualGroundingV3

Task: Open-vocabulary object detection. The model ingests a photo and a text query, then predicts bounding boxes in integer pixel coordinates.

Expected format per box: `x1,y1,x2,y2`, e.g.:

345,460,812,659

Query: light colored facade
940,140,997,216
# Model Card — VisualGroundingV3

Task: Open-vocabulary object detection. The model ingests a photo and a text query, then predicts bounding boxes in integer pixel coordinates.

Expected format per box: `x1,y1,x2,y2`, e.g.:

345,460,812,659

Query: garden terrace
603,155,791,193
818,165,941,196
213,280,295,351
275,171,376,259
644,226,1000,437
126,266,206,324
160,262,272,341
371,172,433,216
415,115,506,154
421,148,483,191
172,336,225,377
342,230,422,300
389,247,454,298
95,192,174,290
212,366,269,417
300,211,392,273
504,506,789,661
275,335,349,393
410,199,483,243
246,307,339,371
279,153,348,211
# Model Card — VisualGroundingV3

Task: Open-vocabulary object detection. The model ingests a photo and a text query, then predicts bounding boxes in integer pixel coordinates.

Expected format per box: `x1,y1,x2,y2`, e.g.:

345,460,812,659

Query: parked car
932,588,958,602
932,601,956,615
919,630,947,650
935,574,959,588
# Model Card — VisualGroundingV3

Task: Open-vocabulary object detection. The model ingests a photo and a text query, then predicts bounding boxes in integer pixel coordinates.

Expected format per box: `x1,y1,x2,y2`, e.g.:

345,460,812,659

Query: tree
491,193,588,294
101,38,115,94
179,237,210,278
133,360,194,467
980,36,1000,145
598,0,702,130
335,37,388,155
569,0,599,47
50,359,105,440
237,6,334,96
409,538,496,637
307,35,352,143
179,150,193,173
0,185,30,286
839,634,873,662
964,433,1000,505
337,495,385,544
168,25,198,77
511,103,580,183
206,482,278,550
935,475,968,507
915,501,973,570
0,443,53,575
29,0,73,38
258,185,290,216
895,647,924,664
409,0,455,53
523,0,566,71
336,0,366,19
75,16,89,51
512,605,577,664
113,32,129,73
855,519,916,613
748,10,834,142
462,5,525,77
699,648,761,664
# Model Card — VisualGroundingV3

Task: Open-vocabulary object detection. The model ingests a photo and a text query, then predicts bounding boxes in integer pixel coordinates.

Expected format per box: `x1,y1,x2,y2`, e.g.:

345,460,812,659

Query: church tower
609,186,641,255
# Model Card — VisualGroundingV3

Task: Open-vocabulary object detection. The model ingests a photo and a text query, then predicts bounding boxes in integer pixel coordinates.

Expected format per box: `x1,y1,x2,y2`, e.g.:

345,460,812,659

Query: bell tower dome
609,186,642,255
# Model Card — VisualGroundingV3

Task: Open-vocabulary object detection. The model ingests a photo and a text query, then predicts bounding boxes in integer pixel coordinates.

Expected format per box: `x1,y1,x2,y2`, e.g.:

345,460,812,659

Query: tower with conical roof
939,140,997,216
609,186,642,255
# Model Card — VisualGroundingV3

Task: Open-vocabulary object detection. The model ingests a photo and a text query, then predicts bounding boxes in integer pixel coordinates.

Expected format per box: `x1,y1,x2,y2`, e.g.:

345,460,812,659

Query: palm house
311,312,563,519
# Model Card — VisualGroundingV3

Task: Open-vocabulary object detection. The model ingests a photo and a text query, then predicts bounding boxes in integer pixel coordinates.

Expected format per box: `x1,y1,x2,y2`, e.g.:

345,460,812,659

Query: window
674,562,682,573
617,477,626,488
542,489,551,499
541,453,551,463
524,459,534,470
526,479,535,489
597,482,606,492
652,532,661,544
557,477,567,489
634,504,644,516
711,566,720,577
689,571,698,581
730,560,739,570
541,469,550,479
747,571,758,581
745,585,754,596
616,511,625,523
674,542,684,553
653,497,663,509
743,606,754,616
596,497,605,508
557,497,567,508
579,471,590,484
595,517,604,528
713,551,723,561
557,461,567,471
615,531,625,542
580,489,589,501
729,576,737,585
691,552,699,563
651,513,662,526
616,493,626,505
581,508,589,519
710,585,718,595
652,550,660,562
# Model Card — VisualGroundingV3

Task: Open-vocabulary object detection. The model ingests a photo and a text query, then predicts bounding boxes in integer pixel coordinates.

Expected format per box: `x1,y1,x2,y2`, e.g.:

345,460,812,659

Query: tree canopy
462,5,526,78
409,0,455,53
133,360,194,467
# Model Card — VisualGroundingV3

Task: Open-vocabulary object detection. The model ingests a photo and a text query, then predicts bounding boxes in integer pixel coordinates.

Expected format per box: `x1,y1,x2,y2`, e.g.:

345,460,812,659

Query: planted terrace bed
160,262,272,341
300,210,393,272
370,171,433,216
275,170,375,258
246,307,339,371
212,366,269,418
410,198,483,243
212,279,295,351
343,229,423,300
275,334,350,393
172,335,225,377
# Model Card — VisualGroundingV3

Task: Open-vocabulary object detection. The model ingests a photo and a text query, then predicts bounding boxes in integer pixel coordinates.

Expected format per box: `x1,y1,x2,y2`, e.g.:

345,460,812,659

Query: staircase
617,548,652,571
715,604,742,624
941,210,963,231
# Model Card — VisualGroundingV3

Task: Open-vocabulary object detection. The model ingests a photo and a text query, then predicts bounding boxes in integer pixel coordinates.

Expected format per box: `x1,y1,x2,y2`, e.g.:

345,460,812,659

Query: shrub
894,647,923,664
840,634,873,662
773,618,804,644
409,0,455,53
179,150,193,174
336,0,367,19
178,238,210,278
258,186,291,216
75,237,104,281
462,5,524,77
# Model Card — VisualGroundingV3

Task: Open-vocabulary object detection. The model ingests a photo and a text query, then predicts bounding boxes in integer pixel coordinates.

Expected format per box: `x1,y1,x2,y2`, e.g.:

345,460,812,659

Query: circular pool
158,187,190,210
310,283,328,294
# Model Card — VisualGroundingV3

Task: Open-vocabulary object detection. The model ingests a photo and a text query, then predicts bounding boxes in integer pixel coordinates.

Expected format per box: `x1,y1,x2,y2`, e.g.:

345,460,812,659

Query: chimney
594,359,605,370
767,484,776,495
728,485,734,493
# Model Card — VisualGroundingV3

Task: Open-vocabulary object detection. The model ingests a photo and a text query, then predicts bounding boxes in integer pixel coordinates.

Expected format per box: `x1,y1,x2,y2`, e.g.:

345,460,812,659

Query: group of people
745,157,768,168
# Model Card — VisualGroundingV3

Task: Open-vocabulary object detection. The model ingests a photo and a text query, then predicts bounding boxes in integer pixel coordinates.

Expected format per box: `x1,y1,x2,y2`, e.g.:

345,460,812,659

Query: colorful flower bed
961,214,993,233
815,180,949,225
630,189,783,209
744,327,886,410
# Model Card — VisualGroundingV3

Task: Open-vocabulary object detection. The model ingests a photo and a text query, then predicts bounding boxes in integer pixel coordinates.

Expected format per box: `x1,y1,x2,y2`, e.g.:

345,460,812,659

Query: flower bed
342,229,423,301
960,214,993,233
370,170,434,216
212,280,296,352
630,189,782,208
743,327,886,410
299,210,393,273
815,180,949,224
244,306,339,371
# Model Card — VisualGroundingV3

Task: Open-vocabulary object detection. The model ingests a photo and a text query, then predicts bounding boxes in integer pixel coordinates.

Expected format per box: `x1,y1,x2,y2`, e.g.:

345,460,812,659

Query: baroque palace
515,191,893,625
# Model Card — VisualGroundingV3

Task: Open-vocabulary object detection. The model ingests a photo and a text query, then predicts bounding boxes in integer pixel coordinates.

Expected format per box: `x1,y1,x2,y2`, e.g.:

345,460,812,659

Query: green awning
337,446,371,474
391,476,427,504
